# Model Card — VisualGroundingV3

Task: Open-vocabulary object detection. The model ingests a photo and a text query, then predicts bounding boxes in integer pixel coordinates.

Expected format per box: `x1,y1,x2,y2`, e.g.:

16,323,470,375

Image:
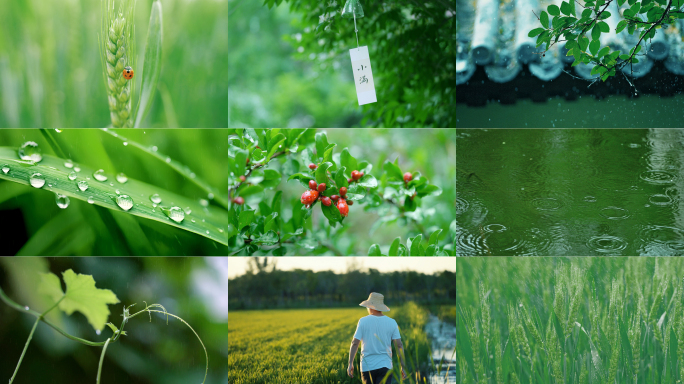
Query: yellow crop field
228,305,432,384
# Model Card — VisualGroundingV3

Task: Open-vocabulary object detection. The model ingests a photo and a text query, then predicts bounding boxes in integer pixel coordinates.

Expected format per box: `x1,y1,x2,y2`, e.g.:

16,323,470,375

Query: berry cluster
301,167,352,217
348,170,364,184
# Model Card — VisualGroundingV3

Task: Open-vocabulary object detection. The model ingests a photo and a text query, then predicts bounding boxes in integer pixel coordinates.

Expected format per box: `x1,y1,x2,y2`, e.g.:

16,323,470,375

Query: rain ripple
599,206,630,220
456,225,553,256
638,225,684,255
587,235,628,254
639,170,676,184
532,197,563,211
456,196,470,215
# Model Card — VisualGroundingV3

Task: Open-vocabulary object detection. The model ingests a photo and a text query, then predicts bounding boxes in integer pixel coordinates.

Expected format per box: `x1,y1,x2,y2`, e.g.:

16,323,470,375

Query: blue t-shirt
353,315,401,372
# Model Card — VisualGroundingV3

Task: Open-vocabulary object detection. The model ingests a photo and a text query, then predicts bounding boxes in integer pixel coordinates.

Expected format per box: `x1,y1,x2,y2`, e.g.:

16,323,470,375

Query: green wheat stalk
100,0,136,128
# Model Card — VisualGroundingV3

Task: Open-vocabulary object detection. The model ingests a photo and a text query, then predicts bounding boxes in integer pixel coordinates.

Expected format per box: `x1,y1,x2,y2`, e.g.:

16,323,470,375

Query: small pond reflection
456,129,684,256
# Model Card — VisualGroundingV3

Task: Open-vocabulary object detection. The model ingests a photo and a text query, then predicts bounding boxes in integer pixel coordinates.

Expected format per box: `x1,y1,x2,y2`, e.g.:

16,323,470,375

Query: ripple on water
587,235,628,254
583,196,597,203
456,196,470,215
532,197,563,211
639,170,676,184
638,225,684,255
649,193,672,206
456,225,553,255
599,206,630,220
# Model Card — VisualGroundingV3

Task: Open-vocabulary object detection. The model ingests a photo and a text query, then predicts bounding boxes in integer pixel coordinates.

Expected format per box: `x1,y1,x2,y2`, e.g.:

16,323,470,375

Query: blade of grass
134,0,162,128
100,128,228,209
0,147,227,245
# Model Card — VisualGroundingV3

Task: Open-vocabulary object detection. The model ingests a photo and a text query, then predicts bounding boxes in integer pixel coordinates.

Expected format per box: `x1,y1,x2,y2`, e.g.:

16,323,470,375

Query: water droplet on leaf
200,199,209,207
115,195,133,211
87,196,94,204
68,172,78,181
94,169,108,182
2,164,9,174
55,193,70,209
78,180,89,191
163,206,185,223
18,141,42,162
184,207,192,214
29,173,45,188
150,194,162,204
116,173,128,183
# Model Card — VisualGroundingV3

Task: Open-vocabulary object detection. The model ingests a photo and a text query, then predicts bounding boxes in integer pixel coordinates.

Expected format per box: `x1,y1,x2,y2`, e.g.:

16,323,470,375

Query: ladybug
123,66,134,80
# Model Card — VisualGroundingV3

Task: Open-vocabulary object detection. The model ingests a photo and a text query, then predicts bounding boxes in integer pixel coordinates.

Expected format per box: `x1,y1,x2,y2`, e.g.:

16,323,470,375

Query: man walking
347,292,408,384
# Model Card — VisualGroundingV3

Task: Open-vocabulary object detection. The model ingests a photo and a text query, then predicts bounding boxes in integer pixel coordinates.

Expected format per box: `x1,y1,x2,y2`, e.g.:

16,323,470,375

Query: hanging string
353,12,360,50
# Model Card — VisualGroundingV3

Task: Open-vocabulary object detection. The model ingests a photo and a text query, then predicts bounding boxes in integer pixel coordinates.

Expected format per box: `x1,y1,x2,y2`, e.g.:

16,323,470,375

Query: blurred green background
228,0,361,128
0,257,227,384
0,129,228,255
0,0,227,128
253,128,456,255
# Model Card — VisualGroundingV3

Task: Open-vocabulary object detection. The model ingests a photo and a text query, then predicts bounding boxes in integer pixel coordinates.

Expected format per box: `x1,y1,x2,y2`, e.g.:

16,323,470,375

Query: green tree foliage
528,0,684,83
262,0,456,127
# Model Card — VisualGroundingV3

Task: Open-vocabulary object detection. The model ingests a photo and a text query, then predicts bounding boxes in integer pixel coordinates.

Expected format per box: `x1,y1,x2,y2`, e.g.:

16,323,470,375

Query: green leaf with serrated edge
321,203,343,226
388,237,401,256
368,244,382,256
340,148,357,176
528,28,544,37
335,166,349,189
428,229,443,247
316,162,333,184
590,39,600,55
540,11,549,27
315,131,329,160
383,160,403,181
548,4,560,15
40,270,119,332
238,210,255,230
134,0,163,128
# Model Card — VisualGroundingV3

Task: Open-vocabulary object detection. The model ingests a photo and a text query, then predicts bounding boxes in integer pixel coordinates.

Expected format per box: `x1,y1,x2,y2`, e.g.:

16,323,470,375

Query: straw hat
359,292,390,312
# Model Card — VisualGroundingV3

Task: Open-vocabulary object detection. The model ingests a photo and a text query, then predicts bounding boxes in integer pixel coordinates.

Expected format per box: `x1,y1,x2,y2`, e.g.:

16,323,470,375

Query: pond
457,129,684,256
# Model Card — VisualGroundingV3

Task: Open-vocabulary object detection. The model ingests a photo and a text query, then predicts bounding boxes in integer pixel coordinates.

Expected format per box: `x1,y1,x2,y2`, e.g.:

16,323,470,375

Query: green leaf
590,39,600,55
592,24,601,41
335,166,349,189
266,134,286,163
340,148,358,176
616,20,627,33
287,173,315,188
356,174,378,188
598,21,610,32
237,184,264,197
254,230,279,245
528,27,545,37
561,1,572,15
409,235,423,256
261,169,281,189
321,203,343,226
582,9,593,18
579,35,589,51
599,11,611,19
597,46,610,58
417,184,442,198
620,54,630,60
388,237,401,256
548,4,560,16
39,269,119,331
345,183,367,200
238,210,255,230
397,244,408,256
322,145,336,170
134,0,163,128
231,147,248,177
383,160,403,181
428,229,443,247
316,162,333,184
540,11,549,27
315,131,329,160
368,244,382,256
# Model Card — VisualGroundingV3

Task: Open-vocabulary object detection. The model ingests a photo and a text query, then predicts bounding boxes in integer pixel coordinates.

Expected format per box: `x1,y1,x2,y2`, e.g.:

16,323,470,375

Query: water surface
457,129,684,255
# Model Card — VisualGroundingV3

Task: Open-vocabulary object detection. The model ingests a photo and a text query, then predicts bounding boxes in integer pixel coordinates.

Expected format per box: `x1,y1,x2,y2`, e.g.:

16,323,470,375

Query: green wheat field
457,257,684,384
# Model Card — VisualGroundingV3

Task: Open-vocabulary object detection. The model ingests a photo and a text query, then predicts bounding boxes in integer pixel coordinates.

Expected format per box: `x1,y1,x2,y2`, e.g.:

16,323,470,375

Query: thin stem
228,150,288,199
9,318,39,384
96,338,112,384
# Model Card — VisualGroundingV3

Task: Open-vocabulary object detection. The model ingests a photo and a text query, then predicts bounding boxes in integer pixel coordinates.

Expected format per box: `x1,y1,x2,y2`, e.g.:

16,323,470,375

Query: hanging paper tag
349,46,377,105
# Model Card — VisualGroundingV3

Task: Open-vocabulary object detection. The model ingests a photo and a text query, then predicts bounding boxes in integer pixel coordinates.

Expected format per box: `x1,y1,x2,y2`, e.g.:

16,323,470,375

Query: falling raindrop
18,141,42,162
163,206,185,223
78,180,89,192
55,194,70,209
116,173,128,183
115,195,133,211
150,194,162,204
94,169,108,182
68,172,78,181
29,173,46,188
64,159,74,169
184,207,192,214
87,196,94,204
2,164,9,174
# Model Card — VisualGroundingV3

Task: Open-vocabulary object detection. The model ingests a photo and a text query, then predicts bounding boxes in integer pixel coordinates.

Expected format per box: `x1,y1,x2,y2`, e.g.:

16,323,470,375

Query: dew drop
200,199,209,207
123,142,128,146
184,207,192,214
74,166,81,172
150,194,162,204
68,171,78,181
190,172,196,178
29,173,46,188
64,159,74,169
208,193,214,200
115,195,133,211
78,180,89,192
219,228,224,233
18,141,42,162
206,230,209,234
55,193,70,209
165,157,171,163
54,129,62,133
24,306,29,310
115,189,120,194
87,196,94,204
116,173,128,183
2,164,9,174
96,330,101,336
152,146,158,152
163,206,185,223
191,219,196,223
94,169,108,182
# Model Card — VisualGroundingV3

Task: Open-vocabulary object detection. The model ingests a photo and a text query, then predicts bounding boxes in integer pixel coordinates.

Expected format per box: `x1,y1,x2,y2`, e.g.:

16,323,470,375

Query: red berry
340,187,347,196
359,172,364,178
246,158,250,165
330,195,340,201
337,198,349,217
233,197,244,205
309,180,318,190
351,170,361,180
317,183,326,192
403,172,413,183
308,163,317,170
239,175,246,182
301,190,319,205
321,196,332,206
348,178,353,183
347,199,354,206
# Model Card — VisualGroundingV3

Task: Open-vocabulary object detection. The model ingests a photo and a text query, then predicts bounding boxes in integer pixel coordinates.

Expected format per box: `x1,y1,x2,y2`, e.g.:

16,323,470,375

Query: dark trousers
361,367,392,384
